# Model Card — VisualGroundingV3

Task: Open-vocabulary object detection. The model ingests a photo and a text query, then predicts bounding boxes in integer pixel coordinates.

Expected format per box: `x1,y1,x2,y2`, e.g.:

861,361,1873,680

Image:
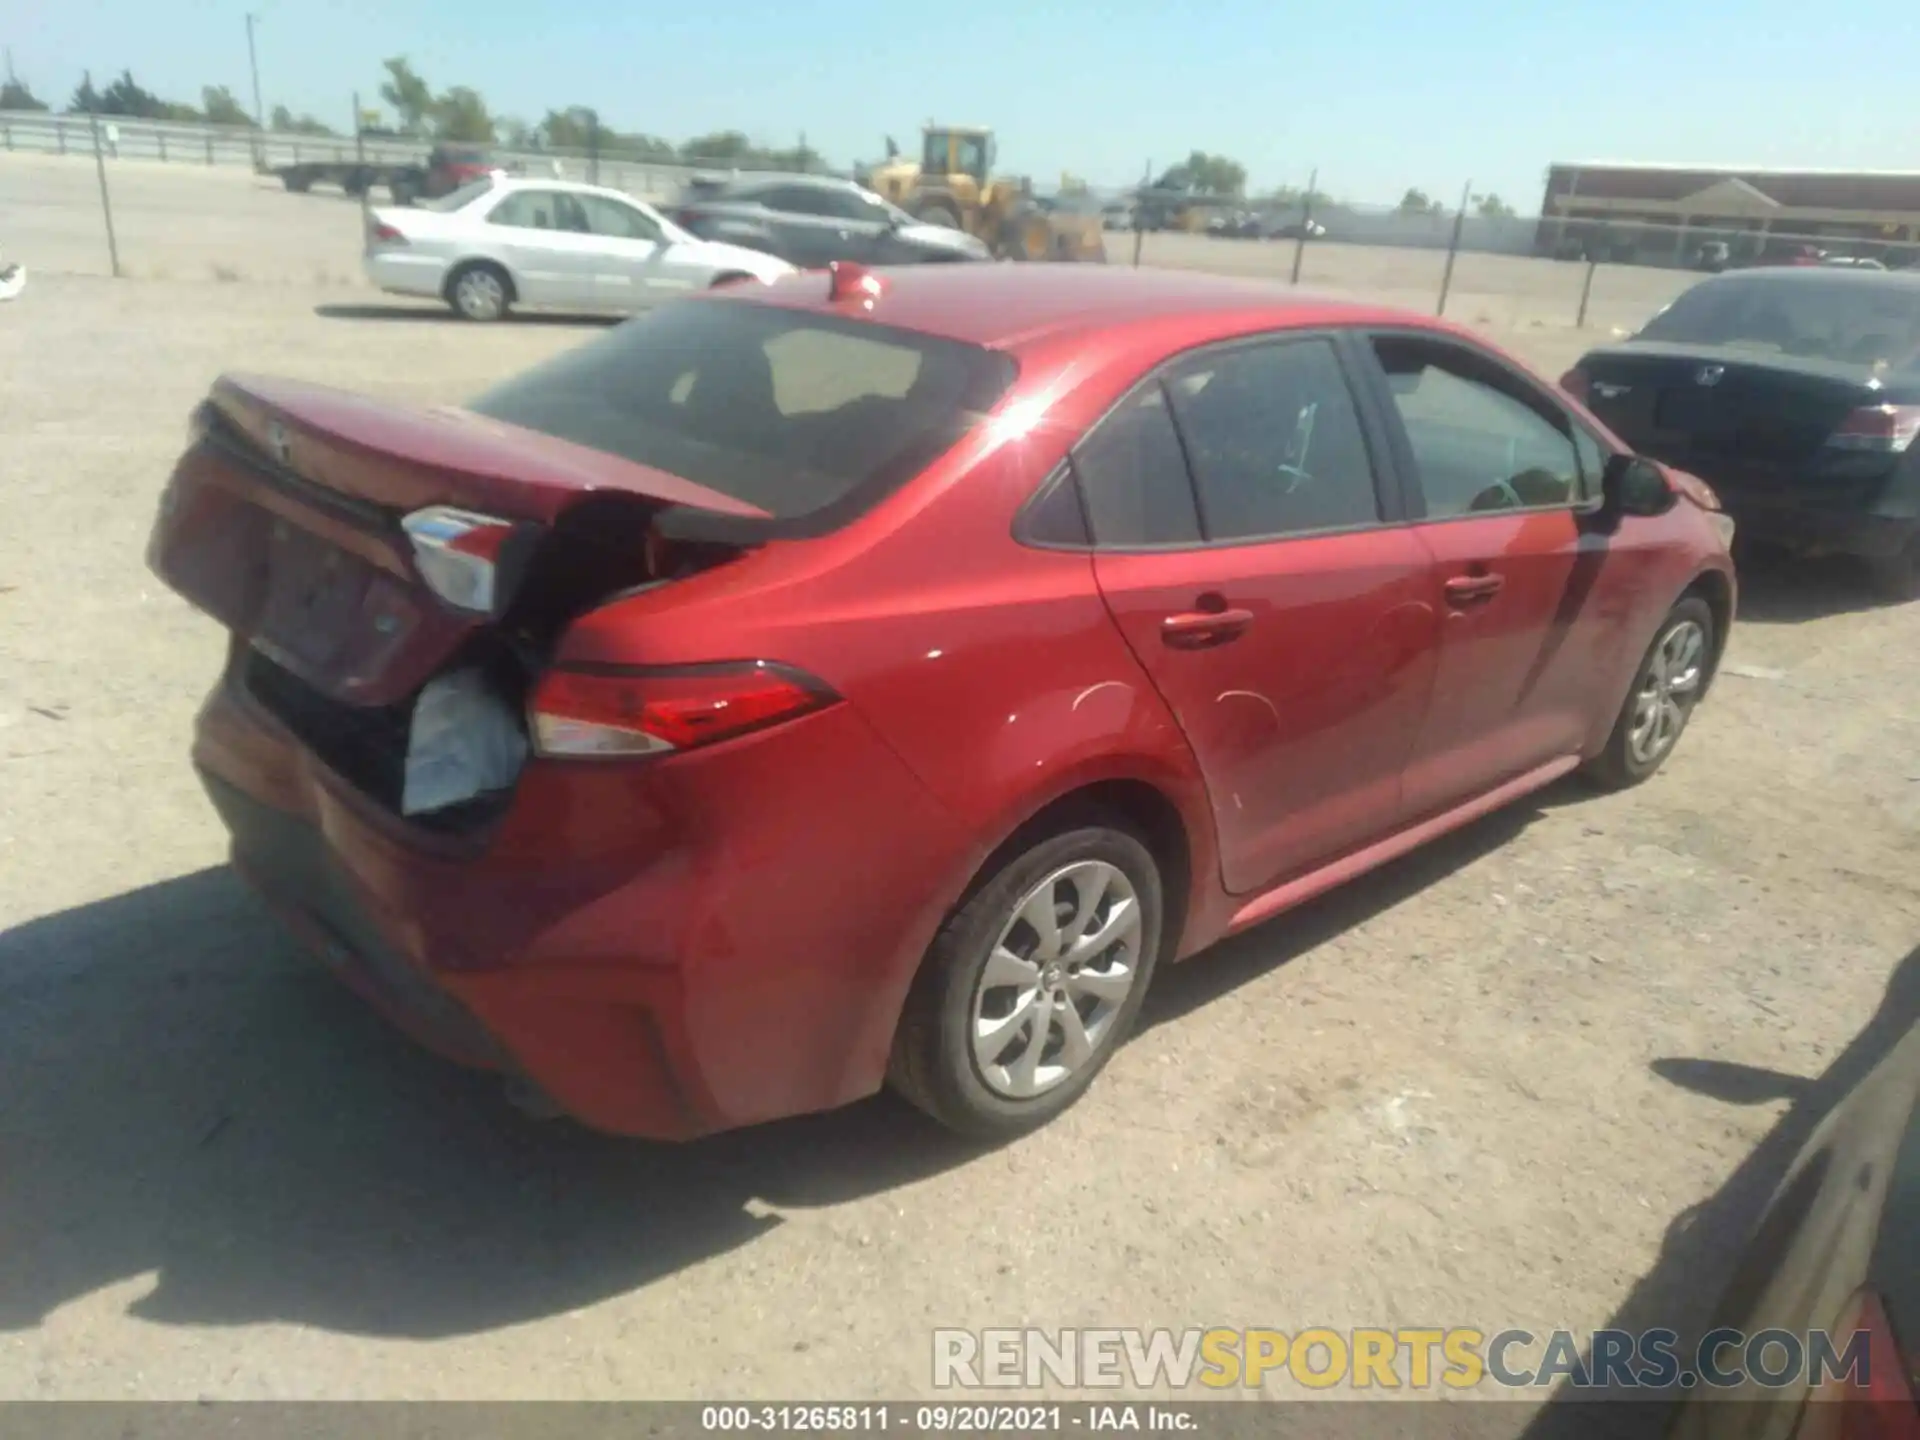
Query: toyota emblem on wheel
1695,364,1725,386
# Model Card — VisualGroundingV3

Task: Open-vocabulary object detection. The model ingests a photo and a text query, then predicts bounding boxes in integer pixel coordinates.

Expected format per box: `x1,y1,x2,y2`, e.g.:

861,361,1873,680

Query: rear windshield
468,299,1018,525
1639,276,1920,372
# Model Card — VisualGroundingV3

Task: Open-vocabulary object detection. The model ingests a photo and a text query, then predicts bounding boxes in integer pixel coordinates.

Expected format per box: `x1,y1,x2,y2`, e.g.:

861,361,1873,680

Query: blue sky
7,0,1915,206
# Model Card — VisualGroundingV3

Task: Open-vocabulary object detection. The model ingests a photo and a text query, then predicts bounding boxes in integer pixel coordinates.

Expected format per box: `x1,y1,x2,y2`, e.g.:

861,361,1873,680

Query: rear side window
469,301,1017,525
1072,385,1201,547
1163,338,1380,540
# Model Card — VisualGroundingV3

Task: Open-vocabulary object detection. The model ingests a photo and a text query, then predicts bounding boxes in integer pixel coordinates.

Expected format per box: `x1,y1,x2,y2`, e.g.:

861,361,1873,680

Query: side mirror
1601,454,1677,518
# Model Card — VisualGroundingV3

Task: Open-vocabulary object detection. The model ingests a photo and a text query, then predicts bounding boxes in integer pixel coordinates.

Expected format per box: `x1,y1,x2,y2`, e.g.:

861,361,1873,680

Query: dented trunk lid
147,373,769,708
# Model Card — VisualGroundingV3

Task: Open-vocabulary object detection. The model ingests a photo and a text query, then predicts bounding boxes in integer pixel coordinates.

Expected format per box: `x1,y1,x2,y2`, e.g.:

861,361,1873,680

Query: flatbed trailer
261,159,429,204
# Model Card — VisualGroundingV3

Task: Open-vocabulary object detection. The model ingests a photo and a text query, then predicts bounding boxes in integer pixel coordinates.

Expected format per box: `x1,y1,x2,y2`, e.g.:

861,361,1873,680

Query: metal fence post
1436,178,1471,316
57,121,67,155
2,121,10,151
1576,258,1598,328
85,87,122,279
157,130,167,162
1290,166,1318,285
1131,158,1151,268
205,130,214,164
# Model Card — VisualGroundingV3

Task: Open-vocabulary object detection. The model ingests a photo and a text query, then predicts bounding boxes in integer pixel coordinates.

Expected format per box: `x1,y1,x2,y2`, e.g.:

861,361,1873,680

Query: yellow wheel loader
864,126,1106,263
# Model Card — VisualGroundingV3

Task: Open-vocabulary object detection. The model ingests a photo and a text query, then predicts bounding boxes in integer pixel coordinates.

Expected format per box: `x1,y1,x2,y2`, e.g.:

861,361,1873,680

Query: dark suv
673,174,990,268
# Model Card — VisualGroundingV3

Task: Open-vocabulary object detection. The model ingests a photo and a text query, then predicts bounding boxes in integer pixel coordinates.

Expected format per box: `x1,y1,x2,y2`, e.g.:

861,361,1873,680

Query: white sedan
363,177,797,322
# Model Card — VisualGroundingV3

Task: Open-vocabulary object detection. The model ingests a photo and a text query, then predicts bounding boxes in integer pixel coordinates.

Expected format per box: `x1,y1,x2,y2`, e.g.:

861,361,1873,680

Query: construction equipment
863,125,1105,263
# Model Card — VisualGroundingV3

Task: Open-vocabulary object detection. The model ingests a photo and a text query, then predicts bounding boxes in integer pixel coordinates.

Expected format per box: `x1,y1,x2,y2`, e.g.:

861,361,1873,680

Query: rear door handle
1162,608,1254,647
1443,574,1505,606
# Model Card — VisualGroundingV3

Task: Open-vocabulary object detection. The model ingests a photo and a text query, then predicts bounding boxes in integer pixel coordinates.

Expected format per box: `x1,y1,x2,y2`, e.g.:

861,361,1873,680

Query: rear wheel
889,824,1163,1139
1864,535,1920,603
446,262,512,323
1582,597,1714,790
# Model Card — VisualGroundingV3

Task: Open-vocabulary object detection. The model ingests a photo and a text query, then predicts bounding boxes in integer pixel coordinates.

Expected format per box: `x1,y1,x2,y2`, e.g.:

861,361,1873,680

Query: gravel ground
2,156,1917,1420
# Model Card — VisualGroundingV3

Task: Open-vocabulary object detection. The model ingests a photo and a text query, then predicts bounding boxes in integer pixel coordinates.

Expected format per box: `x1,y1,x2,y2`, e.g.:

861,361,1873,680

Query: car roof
708,173,859,196
735,263,1456,354
1704,265,1920,290
484,177,660,206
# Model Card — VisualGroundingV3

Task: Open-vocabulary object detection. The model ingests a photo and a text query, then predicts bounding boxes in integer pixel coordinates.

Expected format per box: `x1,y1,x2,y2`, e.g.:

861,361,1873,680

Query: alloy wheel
969,860,1143,1100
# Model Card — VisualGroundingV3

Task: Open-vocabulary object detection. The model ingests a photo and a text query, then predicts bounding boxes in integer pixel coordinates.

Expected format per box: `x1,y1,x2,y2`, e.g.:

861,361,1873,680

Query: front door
480,189,599,307
1086,333,1442,895
573,193,696,312
1357,330,1628,820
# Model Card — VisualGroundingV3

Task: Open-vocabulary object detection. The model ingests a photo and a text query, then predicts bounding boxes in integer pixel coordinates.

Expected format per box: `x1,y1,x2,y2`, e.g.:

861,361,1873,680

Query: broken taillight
1801,1289,1920,1440
528,663,838,759
1826,405,1920,454
401,505,521,615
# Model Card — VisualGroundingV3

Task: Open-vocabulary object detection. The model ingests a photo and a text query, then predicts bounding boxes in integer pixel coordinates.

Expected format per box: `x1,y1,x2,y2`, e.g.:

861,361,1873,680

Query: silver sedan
363,177,798,321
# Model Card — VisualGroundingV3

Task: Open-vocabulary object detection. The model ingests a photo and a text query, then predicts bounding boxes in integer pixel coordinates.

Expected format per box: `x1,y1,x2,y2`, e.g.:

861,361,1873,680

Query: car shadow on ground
1728,549,1890,625
312,303,616,328
1142,783,1557,1033
1516,943,1920,1440
0,788,1566,1344
0,866,982,1340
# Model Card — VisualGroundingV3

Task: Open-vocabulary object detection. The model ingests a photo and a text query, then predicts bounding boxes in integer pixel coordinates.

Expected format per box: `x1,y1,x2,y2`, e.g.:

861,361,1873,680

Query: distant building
1534,163,1920,264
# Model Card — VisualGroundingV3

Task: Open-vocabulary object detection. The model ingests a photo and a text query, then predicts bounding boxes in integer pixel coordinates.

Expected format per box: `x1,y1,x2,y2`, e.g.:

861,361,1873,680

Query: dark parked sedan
1562,269,1920,598
673,174,990,268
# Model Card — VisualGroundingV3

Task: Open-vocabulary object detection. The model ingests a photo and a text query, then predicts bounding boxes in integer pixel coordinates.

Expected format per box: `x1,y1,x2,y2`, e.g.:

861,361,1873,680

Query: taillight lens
401,505,521,615
1559,367,1591,404
1827,405,1920,454
528,663,838,759
1802,1289,1920,1440
371,222,407,245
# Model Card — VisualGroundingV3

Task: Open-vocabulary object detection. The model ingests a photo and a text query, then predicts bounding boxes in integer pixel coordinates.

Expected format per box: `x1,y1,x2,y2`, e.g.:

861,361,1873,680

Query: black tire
888,823,1164,1139
708,271,752,289
1582,596,1715,791
1864,536,1920,603
282,172,311,193
444,261,513,323
915,201,963,231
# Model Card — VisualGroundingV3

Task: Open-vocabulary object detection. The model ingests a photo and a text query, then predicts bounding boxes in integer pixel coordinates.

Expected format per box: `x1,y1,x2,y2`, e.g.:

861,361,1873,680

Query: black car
1666,1019,1919,1439
1564,269,1920,598
671,174,990,268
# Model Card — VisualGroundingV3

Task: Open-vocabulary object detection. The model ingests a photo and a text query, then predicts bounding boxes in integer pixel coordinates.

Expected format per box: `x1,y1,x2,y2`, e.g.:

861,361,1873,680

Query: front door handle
1162,608,1254,647
1443,573,1505,606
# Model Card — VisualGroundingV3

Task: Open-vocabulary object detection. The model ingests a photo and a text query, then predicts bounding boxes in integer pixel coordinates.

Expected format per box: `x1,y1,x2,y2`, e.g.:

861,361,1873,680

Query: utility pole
245,11,264,163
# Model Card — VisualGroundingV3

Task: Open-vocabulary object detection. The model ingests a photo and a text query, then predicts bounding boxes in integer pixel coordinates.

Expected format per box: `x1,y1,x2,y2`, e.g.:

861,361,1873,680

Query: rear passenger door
1355,331,1628,819
1084,333,1443,896
481,189,599,307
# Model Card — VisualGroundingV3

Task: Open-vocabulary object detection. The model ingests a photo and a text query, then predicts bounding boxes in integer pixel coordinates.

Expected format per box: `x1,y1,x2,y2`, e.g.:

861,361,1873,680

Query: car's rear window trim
471,295,1021,541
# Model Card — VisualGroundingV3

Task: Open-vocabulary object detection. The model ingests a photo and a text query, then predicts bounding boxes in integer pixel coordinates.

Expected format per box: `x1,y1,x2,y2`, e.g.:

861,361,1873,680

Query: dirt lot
2,155,1918,1417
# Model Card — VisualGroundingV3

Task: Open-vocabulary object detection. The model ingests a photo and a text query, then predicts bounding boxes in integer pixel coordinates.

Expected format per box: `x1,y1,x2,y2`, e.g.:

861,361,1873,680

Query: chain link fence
8,110,1918,337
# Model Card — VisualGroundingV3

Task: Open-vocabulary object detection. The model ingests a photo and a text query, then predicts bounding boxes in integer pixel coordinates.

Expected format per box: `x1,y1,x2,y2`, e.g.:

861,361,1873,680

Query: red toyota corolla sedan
148,263,1735,1141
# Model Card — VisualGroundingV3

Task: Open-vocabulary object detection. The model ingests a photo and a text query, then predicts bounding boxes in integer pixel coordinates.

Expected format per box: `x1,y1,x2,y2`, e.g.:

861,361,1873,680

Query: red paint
153,265,1735,1139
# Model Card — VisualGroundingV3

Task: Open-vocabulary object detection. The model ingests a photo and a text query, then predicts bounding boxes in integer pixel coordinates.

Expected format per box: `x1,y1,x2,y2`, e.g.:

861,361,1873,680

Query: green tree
270,104,336,136
431,85,494,142
93,69,167,118
1398,187,1446,217
1473,191,1515,219
67,75,102,113
378,56,434,135
681,130,757,165
1,76,49,111
202,85,253,127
